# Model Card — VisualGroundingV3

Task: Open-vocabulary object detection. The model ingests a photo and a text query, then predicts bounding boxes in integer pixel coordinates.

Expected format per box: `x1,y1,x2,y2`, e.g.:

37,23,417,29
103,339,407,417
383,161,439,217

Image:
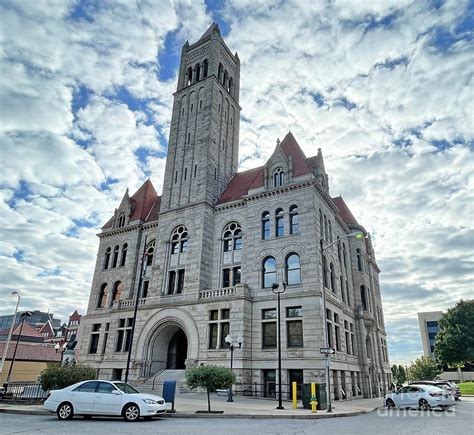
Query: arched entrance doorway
167,329,188,369
149,324,188,376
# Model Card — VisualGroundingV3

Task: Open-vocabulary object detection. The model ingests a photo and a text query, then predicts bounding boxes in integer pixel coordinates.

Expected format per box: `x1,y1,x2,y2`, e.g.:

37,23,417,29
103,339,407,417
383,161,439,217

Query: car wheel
385,398,395,408
123,403,140,422
57,402,74,420
418,398,431,411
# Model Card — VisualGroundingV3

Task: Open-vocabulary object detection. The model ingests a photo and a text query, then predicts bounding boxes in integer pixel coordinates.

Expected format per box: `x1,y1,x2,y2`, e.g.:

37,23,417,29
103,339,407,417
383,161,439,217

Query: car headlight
142,399,158,404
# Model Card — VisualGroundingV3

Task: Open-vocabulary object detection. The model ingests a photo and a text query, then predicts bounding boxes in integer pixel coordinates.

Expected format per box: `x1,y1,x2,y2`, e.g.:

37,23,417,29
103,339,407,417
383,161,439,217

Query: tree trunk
457,367,464,383
207,388,211,412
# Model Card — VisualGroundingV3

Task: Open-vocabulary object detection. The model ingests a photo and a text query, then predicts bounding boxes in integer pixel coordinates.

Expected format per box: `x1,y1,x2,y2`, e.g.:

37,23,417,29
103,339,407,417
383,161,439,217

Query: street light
55,341,68,364
0,292,20,375
4,311,32,389
271,282,287,410
320,231,364,413
224,334,242,402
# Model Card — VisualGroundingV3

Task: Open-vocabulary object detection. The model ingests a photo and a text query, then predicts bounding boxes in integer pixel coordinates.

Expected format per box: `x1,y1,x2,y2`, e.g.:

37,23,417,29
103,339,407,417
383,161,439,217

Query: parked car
44,380,167,421
409,380,461,400
385,384,455,410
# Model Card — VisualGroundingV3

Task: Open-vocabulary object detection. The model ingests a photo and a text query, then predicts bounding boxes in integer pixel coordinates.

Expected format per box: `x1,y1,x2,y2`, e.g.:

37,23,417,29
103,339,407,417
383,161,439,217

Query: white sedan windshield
114,382,139,394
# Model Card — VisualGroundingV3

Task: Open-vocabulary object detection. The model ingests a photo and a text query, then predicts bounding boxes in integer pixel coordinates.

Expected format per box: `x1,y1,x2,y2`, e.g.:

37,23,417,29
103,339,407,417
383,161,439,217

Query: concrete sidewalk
0,392,382,419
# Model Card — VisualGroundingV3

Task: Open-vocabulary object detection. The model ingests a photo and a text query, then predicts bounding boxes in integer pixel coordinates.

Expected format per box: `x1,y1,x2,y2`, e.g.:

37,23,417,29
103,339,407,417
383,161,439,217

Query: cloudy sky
1,0,473,364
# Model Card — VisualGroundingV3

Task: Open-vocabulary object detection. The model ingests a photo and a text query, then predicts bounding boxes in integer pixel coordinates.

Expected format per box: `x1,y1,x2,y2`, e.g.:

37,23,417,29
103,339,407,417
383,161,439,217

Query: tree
391,365,398,383
397,365,407,384
39,363,97,391
408,356,442,381
185,365,236,412
434,299,474,367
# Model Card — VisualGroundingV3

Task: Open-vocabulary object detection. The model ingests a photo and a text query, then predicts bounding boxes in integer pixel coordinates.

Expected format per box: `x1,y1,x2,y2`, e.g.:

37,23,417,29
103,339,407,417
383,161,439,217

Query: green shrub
39,363,97,390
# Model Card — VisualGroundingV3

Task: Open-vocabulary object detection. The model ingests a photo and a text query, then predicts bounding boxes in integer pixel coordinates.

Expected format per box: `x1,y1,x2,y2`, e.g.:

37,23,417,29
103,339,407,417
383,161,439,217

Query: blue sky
0,0,473,364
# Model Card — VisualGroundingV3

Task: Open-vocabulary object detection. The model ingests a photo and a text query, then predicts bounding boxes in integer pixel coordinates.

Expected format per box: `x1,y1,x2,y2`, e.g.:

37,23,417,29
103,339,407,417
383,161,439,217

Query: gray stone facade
79,24,391,400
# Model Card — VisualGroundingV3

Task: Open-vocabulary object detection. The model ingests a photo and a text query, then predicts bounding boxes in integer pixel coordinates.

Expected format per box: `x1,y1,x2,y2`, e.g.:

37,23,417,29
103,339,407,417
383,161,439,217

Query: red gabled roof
130,179,158,221
0,322,44,339
0,342,61,362
216,167,263,205
145,196,161,222
279,132,313,177
38,321,54,338
332,196,359,226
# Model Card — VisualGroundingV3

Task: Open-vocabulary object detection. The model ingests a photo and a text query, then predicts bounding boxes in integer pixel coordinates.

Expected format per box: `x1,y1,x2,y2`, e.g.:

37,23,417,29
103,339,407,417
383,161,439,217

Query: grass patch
458,382,474,395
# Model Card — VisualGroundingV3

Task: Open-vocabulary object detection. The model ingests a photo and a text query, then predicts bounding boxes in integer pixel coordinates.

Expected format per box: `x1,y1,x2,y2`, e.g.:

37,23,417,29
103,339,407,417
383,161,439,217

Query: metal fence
234,382,302,400
0,382,49,402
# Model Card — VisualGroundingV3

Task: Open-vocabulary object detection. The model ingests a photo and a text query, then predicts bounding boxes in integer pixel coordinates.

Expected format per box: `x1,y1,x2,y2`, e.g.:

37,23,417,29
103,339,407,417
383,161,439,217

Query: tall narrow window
324,215,329,241
104,247,111,270
203,59,209,78
232,266,241,285
89,324,101,354
286,307,303,347
168,226,188,295
340,275,346,303
360,285,367,310
222,222,242,286
187,67,192,85
275,208,284,237
286,253,301,285
111,281,123,306
146,240,155,267
273,168,285,187
112,245,119,268
120,243,127,267
330,263,336,293
262,309,277,349
168,271,176,295
323,255,328,288
289,205,299,234
218,63,223,81
328,221,333,243
194,164,197,177
195,63,200,81
356,249,363,272
184,168,187,180
97,283,108,308
262,212,270,240
262,257,277,288
118,213,126,228
141,281,149,299
177,269,185,293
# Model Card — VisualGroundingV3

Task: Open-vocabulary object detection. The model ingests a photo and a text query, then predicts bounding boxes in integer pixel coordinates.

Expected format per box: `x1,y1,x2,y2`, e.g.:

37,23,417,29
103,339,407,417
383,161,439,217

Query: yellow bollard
311,383,318,413
292,381,297,409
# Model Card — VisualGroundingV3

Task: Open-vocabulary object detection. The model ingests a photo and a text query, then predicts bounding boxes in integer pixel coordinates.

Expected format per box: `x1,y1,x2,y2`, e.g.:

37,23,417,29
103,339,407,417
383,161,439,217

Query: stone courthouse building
79,24,391,400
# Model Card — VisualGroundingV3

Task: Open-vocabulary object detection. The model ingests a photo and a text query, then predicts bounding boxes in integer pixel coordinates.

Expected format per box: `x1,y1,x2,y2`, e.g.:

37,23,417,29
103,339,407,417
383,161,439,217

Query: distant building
0,322,60,383
417,311,443,358
0,310,61,331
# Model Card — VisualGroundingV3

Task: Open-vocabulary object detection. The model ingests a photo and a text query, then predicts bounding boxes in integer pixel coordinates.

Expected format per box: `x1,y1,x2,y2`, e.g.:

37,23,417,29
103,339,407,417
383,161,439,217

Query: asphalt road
0,398,472,435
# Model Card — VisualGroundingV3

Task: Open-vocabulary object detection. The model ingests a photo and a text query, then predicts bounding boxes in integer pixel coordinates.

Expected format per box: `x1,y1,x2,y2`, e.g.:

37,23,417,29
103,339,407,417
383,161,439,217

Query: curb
0,406,380,419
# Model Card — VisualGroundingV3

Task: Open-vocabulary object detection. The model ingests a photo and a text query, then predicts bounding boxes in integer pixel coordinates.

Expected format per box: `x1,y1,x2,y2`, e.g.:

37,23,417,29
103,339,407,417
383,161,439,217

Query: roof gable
332,196,359,226
279,132,313,177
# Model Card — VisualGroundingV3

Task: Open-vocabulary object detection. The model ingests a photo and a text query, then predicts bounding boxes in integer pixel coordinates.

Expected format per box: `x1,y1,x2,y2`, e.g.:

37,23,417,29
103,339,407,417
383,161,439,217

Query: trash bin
302,383,327,410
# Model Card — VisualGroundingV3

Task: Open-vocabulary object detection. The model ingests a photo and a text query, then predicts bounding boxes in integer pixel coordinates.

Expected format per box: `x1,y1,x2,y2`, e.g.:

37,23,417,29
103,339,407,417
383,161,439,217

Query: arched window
171,226,188,255
195,63,200,81
342,243,347,268
104,247,111,270
218,63,223,81
97,283,108,308
118,212,126,228
330,263,336,292
328,221,333,242
340,275,346,303
168,226,188,295
203,59,209,78
286,253,301,285
322,255,328,288
319,209,323,237
146,240,155,267
262,257,277,288
324,215,329,241
275,208,284,237
289,205,299,234
356,249,363,272
112,245,119,268
187,67,192,85
111,281,123,306
222,222,242,287
273,168,285,187
262,212,270,240
120,243,128,267
360,285,367,310
228,77,233,94
223,70,228,86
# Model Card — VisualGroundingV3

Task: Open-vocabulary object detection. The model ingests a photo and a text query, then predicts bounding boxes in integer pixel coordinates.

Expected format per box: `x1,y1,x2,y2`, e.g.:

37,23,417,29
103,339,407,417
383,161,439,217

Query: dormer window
273,168,285,188
118,212,126,228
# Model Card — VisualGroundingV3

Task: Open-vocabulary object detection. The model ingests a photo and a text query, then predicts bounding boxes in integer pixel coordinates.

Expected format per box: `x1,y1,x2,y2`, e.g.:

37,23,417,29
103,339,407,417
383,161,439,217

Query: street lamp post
0,292,20,375
272,282,287,410
320,231,364,413
55,341,68,365
224,334,242,402
4,311,32,389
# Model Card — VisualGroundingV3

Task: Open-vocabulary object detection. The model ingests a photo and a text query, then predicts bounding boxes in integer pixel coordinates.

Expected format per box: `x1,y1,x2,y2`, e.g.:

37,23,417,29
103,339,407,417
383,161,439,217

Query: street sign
325,358,332,368
320,347,335,355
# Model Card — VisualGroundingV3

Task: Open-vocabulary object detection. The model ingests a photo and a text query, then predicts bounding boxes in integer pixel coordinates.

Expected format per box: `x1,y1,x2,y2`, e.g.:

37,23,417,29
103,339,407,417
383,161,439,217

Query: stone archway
135,308,199,379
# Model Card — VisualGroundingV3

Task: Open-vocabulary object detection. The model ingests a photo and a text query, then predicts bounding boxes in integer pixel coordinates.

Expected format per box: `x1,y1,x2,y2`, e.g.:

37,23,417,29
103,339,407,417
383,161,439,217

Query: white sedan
44,380,167,421
385,384,455,410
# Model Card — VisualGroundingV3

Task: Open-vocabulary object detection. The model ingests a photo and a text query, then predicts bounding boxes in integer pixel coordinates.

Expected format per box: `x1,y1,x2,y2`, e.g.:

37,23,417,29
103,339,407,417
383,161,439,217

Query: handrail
151,361,177,390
